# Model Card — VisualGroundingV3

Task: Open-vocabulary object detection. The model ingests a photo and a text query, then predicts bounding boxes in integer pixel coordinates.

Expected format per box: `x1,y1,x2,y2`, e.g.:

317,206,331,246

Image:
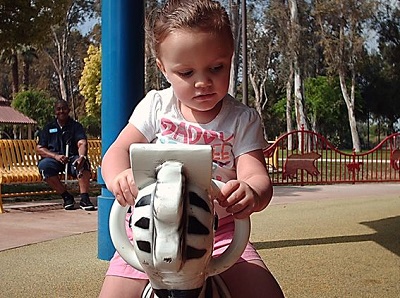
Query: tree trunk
68,65,77,119
249,72,268,140
294,66,308,131
54,62,68,101
289,0,308,132
337,1,361,152
44,25,69,102
22,60,29,90
286,63,294,150
22,47,37,90
228,0,240,97
11,54,19,96
339,70,361,152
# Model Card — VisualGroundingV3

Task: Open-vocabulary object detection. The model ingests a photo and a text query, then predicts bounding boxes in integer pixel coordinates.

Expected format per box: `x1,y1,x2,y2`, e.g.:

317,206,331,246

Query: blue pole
98,0,144,260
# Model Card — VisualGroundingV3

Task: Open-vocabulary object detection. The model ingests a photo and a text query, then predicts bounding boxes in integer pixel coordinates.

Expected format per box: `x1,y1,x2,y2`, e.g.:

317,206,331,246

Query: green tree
12,90,55,129
0,0,66,96
304,76,350,146
374,3,400,131
79,45,101,118
42,0,97,103
314,0,378,151
79,44,101,137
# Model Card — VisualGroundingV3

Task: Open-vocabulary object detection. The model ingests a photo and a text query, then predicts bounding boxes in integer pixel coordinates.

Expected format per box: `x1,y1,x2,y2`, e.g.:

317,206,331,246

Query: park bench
264,140,279,172
0,139,101,213
0,139,276,213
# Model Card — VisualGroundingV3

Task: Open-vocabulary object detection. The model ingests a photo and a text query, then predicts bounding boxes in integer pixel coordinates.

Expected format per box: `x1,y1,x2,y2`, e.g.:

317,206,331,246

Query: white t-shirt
129,87,267,183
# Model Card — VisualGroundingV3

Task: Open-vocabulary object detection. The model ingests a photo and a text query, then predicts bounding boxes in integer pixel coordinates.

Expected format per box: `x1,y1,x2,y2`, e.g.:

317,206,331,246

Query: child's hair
146,0,233,58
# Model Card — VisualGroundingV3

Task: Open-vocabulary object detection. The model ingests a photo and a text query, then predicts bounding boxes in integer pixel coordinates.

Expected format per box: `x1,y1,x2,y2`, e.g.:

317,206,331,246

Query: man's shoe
80,198,96,211
63,196,76,210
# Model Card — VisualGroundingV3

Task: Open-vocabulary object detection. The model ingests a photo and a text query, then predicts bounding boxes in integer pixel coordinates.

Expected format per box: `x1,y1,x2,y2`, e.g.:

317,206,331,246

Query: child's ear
156,58,170,83
156,58,166,75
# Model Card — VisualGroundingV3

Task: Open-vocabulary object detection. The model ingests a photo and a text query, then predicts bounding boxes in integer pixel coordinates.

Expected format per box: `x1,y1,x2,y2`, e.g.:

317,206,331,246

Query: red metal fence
263,128,400,185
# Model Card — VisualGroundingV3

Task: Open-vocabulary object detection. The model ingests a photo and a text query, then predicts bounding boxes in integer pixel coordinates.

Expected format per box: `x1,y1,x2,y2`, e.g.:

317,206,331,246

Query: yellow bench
0,139,101,213
264,140,278,172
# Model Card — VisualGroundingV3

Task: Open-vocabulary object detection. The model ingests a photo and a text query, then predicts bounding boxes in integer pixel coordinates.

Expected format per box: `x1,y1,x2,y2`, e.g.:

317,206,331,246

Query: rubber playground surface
0,183,399,297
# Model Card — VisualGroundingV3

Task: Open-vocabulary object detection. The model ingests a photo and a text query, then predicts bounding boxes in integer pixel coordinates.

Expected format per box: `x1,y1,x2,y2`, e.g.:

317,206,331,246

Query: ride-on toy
109,144,250,298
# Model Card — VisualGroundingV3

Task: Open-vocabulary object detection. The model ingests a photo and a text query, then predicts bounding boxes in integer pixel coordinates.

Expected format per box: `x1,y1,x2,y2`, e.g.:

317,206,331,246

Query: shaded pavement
0,183,399,297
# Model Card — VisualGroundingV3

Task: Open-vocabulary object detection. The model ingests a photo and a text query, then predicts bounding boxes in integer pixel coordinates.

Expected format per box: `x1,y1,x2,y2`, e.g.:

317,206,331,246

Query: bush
12,90,55,128
80,114,101,138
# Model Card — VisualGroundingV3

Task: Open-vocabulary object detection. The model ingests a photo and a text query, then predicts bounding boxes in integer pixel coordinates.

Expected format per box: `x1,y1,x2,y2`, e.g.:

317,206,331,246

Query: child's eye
210,64,224,73
210,65,223,73
178,70,193,77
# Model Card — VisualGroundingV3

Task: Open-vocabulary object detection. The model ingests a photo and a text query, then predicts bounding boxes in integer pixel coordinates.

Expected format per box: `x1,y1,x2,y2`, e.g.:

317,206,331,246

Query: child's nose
194,75,212,88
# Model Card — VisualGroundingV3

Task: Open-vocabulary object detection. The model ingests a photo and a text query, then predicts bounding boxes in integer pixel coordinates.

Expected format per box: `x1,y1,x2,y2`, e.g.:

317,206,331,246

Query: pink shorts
106,214,262,279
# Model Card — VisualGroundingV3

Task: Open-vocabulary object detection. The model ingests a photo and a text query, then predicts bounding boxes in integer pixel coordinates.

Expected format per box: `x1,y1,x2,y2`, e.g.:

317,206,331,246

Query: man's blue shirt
38,117,87,156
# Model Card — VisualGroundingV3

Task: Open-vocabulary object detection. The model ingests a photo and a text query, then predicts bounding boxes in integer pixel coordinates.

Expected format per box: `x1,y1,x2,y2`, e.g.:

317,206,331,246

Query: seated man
36,100,96,211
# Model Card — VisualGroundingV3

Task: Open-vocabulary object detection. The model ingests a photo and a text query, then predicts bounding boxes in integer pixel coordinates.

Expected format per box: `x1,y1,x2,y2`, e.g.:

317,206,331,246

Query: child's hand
219,180,259,219
108,168,138,207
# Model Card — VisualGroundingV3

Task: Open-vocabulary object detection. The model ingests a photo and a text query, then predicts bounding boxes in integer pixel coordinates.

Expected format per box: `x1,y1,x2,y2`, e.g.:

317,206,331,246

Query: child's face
156,29,233,122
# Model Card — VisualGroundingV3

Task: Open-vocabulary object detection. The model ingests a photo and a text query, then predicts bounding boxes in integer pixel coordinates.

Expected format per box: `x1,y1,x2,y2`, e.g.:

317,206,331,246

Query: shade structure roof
0,96,36,125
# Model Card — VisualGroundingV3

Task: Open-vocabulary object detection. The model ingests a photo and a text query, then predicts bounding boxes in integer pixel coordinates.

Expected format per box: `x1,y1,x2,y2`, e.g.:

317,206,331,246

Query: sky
79,17,99,35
